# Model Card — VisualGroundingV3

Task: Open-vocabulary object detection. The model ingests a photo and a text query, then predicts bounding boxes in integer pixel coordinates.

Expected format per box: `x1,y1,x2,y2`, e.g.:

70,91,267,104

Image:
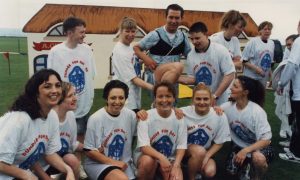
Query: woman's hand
24,171,38,180
136,109,148,121
174,108,184,120
111,160,128,171
170,164,181,180
234,148,249,166
65,165,75,180
255,66,265,77
159,157,172,174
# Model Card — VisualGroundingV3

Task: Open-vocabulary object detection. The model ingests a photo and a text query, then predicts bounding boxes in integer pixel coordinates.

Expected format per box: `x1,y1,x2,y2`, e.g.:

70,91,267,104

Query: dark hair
286,34,299,42
220,10,247,30
166,4,184,18
189,21,208,34
102,80,129,100
237,76,265,107
258,21,273,31
63,17,86,34
153,81,176,98
10,69,62,119
58,82,73,105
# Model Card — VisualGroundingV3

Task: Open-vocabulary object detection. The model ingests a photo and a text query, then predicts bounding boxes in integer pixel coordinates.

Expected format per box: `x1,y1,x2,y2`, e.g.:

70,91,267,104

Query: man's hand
136,109,148,121
144,59,157,71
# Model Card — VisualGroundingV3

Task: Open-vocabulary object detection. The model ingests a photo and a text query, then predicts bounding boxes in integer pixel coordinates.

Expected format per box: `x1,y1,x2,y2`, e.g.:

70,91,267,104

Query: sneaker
279,152,300,163
283,147,291,153
50,174,63,180
279,140,290,147
279,130,287,138
195,173,202,180
79,165,88,179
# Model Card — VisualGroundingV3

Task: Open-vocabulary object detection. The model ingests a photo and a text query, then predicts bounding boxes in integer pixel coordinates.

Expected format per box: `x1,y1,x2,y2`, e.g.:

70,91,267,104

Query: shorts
225,143,274,175
76,113,89,135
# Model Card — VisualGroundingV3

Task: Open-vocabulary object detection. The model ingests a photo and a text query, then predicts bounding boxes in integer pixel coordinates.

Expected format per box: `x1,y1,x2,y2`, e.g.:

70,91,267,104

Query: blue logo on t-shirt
231,124,256,144
188,129,209,146
153,135,173,158
57,138,69,156
260,53,271,72
108,135,125,160
69,66,85,94
196,67,212,85
19,142,46,170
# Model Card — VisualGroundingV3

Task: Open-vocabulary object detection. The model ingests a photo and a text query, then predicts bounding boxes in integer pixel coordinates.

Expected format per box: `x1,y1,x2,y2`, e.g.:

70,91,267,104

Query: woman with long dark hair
221,75,274,179
0,69,74,179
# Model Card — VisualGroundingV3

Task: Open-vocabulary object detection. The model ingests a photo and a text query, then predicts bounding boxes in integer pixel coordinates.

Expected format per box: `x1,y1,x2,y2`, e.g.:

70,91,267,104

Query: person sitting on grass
134,81,187,180
221,75,274,180
83,80,137,180
180,83,231,180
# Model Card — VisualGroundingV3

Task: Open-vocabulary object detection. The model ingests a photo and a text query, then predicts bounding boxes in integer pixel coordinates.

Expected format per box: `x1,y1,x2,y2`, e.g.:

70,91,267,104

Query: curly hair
102,80,129,100
237,76,265,107
10,69,62,119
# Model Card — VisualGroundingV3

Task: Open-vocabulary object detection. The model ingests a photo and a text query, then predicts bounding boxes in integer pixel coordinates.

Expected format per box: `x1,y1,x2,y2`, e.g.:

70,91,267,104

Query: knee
138,155,156,171
252,151,267,168
203,167,216,178
106,170,129,180
171,62,184,74
63,154,80,170
188,144,206,159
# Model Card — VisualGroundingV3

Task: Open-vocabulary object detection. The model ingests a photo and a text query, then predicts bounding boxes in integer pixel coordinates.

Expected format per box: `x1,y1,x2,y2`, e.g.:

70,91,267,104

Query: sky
0,0,299,44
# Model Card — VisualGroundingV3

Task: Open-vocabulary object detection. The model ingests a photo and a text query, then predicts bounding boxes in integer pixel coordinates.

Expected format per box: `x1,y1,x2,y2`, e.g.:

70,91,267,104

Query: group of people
0,3,299,180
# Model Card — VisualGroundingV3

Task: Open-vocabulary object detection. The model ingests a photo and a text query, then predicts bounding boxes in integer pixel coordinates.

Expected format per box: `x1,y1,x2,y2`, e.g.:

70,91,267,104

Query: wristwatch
213,94,219,100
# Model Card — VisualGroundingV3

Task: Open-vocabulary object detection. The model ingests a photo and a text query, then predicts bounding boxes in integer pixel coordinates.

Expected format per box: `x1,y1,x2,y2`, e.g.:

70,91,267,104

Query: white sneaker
279,152,300,163
279,130,287,138
283,147,291,153
279,140,290,147
79,165,88,179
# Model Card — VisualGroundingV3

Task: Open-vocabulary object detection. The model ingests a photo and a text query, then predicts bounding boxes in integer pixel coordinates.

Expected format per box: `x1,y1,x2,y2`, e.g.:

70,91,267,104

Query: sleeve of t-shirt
69,112,79,152
137,120,150,148
84,114,102,151
112,48,137,83
138,30,160,50
219,46,236,75
89,48,97,78
0,112,29,164
214,114,231,144
233,37,242,58
183,32,191,57
176,120,187,149
288,38,300,66
130,111,137,137
46,110,62,155
47,49,55,69
242,39,255,61
254,108,272,141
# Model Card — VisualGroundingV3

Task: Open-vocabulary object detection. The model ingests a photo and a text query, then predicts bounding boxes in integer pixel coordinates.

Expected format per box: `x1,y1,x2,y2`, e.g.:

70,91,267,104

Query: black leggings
290,100,300,157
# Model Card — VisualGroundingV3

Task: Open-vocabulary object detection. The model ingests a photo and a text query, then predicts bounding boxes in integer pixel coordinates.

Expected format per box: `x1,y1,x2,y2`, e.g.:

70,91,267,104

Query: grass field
0,37,300,179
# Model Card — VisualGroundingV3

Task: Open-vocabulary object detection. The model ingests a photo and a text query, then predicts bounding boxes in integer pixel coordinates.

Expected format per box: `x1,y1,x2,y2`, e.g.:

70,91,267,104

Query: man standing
178,22,235,105
133,4,191,85
278,36,300,163
47,17,96,144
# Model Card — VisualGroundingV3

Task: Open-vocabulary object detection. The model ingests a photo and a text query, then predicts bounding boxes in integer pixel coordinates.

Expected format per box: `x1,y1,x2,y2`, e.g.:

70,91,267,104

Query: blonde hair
192,83,212,99
119,17,137,31
58,81,73,105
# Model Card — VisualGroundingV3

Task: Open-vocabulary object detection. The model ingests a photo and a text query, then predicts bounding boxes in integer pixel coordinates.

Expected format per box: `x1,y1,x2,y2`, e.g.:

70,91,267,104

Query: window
34,55,48,73
47,24,64,36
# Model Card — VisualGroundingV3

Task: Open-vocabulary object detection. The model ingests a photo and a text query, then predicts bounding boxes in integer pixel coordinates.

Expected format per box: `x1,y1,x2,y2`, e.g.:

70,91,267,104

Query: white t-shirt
47,42,97,118
0,110,61,179
210,31,242,59
181,106,231,149
282,47,290,61
136,109,187,161
112,41,141,109
221,101,272,148
186,42,235,105
84,107,137,179
286,37,300,100
242,37,274,83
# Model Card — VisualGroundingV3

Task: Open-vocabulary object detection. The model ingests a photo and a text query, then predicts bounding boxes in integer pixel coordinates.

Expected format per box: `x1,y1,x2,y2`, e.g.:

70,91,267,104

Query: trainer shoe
279,152,300,163
283,147,291,153
238,162,251,180
279,140,290,147
79,165,88,179
279,130,287,138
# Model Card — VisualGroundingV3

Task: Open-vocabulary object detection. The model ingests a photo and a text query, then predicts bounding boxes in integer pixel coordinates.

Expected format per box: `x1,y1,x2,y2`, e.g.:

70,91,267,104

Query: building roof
23,4,259,36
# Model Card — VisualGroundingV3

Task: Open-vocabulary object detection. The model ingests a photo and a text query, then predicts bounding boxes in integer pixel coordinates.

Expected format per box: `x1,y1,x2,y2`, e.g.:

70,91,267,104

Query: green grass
1,37,300,179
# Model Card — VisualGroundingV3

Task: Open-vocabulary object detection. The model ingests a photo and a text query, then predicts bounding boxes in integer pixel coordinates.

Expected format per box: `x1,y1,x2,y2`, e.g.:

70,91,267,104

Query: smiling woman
0,69,75,180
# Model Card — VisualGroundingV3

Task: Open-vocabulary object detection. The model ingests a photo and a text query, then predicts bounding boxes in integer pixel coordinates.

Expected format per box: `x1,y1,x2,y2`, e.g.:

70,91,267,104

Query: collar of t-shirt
163,26,176,41
195,39,211,53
